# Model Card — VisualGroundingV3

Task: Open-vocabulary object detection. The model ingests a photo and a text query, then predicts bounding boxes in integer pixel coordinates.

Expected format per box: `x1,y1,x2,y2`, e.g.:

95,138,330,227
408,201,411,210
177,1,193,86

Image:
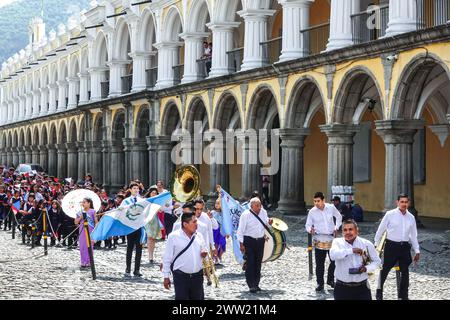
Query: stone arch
162,6,184,42
113,18,131,61
186,0,211,33
33,70,41,92
59,59,69,81
214,0,241,22
41,125,48,145
112,110,126,141
139,9,157,52
185,96,210,132
58,122,67,144
49,63,58,84
214,91,243,130
391,53,450,122
33,126,40,146
80,48,89,73
26,128,32,146
136,105,150,139
333,66,384,124
68,119,78,142
69,54,80,78
247,84,280,130
49,123,57,144
18,129,25,146
12,130,18,148
93,114,103,141
161,101,182,136
286,76,327,129
93,32,109,67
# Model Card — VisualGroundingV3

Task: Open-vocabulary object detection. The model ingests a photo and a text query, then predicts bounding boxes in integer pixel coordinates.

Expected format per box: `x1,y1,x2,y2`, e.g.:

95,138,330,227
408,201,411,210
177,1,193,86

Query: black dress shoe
327,280,335,288
315,285,324,292
376,289,383,300
249,288,258,293
134,272,143,277
256,287,262,292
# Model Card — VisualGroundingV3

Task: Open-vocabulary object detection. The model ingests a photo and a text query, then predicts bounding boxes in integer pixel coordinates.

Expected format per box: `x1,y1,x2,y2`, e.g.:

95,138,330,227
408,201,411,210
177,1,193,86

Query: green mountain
0,0,91,64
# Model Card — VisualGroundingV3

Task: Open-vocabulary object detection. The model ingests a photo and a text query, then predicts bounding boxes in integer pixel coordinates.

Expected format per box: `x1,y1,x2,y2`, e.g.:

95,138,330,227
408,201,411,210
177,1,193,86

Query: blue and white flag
219,188,245,265
91,192,172,241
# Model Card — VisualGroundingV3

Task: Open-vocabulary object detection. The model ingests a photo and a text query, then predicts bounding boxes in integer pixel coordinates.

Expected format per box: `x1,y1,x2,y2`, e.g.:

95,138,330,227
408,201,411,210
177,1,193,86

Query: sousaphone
170,165,201,202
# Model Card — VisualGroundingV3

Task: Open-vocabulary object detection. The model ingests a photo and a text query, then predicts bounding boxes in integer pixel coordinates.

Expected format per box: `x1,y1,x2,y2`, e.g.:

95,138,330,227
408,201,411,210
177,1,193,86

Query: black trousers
244,236,265,289
126,229,142,273
173,270,204,300
379,240,412,299
315,249,335,285
3,210,12,230
334,281,372,300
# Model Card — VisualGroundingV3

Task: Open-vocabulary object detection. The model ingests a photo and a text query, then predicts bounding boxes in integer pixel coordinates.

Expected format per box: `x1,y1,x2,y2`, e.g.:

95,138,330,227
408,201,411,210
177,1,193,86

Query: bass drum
262,227,287,263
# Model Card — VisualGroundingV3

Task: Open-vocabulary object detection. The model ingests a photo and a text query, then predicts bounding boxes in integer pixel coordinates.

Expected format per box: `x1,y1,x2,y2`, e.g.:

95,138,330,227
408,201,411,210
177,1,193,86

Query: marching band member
305,192,342,291
330,220,380,300
237,197,273,293
121,182,144,277
162,211,208,300
194,199,218,256
374,194,420,300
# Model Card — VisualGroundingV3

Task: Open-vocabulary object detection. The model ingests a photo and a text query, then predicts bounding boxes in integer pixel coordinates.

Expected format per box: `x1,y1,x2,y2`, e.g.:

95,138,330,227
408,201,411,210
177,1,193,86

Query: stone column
78,73,90,104
238,9,275,71
90,142,103,185
6,101,12,123
56,144,67,178
31,90,41,118
18,96,25,121
101,140,111,191
279,0,312,62
25,93,33,119
24,146,32,163
18,146,25,164
0,148,6,165
375,120,424,215
180,32,209,83
39,145,48,172
130,52,152,92
320,124,360,199
326,0,358,51
56,80,68,112
385,0,417,37
155,136,175,186
155,42,182,89
48,84,58,113
47,144,58,177
147,136,158,186
12,98,19,122
108,60,130,97
76,141,86,182
66,142,78,180
237,131,260,199
125,138,149,187
89,67,108,102
6,147,12,167
109,140,125,192
39,87,48,116
67,77,80,109
12,147,19,167
277,128,310,215
207,22,240,78
31,145,40,164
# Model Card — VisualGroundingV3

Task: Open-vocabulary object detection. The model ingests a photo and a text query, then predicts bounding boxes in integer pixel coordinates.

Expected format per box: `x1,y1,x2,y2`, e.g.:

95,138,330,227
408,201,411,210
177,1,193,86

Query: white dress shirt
236,209,269,243
162,229,207,278
374,208,420,254
198,211,216,248
305,203,342,242
330,236,381,283
173,217,209,248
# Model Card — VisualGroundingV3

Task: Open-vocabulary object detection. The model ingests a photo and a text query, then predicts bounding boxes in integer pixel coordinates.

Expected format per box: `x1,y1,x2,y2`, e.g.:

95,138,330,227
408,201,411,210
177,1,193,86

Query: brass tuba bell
170,165,201,202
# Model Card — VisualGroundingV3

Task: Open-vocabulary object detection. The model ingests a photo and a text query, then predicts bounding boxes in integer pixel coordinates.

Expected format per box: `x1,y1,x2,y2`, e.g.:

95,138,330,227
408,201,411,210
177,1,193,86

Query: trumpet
202,246,219,288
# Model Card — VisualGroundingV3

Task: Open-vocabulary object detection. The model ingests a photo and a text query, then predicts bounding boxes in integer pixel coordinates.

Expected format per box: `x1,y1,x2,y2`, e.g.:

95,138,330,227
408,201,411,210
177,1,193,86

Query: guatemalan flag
11,201,21,215
91,192,172,242
219,188,245,265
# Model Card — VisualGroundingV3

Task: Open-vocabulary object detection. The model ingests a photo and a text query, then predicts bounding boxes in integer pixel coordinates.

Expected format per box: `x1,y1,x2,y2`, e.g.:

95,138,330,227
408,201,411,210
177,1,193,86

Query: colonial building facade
1,0,450,220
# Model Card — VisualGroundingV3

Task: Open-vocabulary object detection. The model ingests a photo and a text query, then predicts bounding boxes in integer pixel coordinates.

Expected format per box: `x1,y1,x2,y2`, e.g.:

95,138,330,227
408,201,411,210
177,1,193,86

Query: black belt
386,239,410,246
244,235,265,241
336,280,367,288
173,269,203,278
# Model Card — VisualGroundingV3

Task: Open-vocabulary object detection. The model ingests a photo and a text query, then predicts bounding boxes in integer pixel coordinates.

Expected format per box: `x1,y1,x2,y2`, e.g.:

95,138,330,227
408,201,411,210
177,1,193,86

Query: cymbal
271,217,288,231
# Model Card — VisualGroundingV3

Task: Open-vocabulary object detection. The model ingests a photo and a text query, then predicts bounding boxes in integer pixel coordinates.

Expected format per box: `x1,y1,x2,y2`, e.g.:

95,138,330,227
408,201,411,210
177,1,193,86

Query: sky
0,0,19,8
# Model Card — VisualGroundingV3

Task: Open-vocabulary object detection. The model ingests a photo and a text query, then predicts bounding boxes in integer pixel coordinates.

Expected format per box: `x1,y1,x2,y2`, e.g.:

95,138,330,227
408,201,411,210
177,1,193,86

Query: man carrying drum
305,192,342,292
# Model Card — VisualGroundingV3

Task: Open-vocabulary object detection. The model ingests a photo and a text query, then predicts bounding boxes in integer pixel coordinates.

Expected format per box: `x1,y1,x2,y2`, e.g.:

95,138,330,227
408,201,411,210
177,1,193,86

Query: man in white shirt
330,219,381,300
237,197,272,293
374,193,420,300
305,192,342,291
162,211,208,300
121,182,144,277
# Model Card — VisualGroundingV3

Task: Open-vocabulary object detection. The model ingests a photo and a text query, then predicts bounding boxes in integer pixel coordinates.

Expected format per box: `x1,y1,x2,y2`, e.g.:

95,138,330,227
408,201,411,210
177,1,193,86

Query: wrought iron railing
352,5,389,44
300,22,330,56
197,58,211,78
417,0,450,29
227,47,244,73
146,67,157,88
172,64,184,85
121,74,133,94
260,37,282,64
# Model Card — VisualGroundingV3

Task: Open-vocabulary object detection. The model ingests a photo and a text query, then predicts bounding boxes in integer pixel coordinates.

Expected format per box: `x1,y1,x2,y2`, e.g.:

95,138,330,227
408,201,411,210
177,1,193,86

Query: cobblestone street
1,216,449,300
